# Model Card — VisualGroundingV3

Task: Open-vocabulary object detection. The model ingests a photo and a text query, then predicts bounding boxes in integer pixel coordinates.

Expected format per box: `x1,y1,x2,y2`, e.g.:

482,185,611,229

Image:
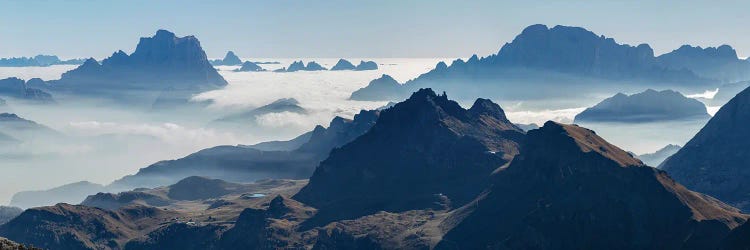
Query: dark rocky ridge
437,121,747,249
295,88,525,226
661,85,750,212
574,89,710,123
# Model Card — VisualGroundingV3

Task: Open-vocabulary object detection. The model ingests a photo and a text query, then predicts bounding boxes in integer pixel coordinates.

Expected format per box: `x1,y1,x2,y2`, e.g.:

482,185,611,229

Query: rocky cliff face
51,30,226,92
295,88,524,226
438,121,747,249
661,85,750,212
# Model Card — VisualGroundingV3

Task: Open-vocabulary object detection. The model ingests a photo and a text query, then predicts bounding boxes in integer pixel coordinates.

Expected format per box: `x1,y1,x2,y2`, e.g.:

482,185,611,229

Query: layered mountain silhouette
349,74,402,101
0,55,84,67
574,89,710,123
111,109,379,189
638,144,682,167
10,181,104,209
210,51,243,66
0,78,54,103
294,88,525,226
661,85,750,212
437,121,747,249
0,207,22,226
39,30,226,107
350,24,713,103
354,60,378,71
657,45,750,82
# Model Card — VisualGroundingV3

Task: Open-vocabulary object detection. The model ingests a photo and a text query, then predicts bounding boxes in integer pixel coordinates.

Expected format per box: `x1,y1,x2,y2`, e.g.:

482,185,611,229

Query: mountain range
0,55,84,67
350,24,744,104
2,89,749,249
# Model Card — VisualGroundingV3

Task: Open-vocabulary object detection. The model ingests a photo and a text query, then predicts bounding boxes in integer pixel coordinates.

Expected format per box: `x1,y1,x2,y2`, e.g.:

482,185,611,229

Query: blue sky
1,0,748,59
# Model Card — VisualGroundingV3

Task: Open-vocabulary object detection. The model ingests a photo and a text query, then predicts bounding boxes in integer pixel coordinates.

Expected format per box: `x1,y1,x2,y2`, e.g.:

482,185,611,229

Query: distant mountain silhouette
233,61,265,72
10,181,104,209
657,45,750,82
43,30,226,105
213,98,306,126
276,60,327,72
0,55,84,67
331,59,356,70
661,85,750,212
210,51,242,66
574,89,710,123
0,206,22,226
295,88,525,226
349,74,402,101
350,24,710,102
354,60,378,71
638,144,681,167
0,78,54,103
437,121,747,249
111,109,380,189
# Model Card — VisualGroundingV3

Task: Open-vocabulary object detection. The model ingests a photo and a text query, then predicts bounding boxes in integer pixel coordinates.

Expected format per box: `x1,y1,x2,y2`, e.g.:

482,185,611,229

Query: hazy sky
1,0,749,59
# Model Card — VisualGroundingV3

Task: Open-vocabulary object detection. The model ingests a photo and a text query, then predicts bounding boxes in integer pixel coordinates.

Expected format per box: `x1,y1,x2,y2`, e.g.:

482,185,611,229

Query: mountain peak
538,121,644,167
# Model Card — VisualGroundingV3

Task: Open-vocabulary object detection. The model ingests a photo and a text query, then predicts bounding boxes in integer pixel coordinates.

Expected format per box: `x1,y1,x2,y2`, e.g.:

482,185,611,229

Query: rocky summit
49,30,226,92
294,88,525,226
438,121,747,249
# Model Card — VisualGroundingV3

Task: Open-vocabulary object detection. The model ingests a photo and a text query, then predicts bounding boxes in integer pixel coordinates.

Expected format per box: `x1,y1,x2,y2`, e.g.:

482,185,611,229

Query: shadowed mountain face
661,86,750,212
111,109,380,189
295,88,525,226
350,24,709,103
438,121,747,249
574,89,710,123
214,98,306,125
657,45,750,82
47,30,226,94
